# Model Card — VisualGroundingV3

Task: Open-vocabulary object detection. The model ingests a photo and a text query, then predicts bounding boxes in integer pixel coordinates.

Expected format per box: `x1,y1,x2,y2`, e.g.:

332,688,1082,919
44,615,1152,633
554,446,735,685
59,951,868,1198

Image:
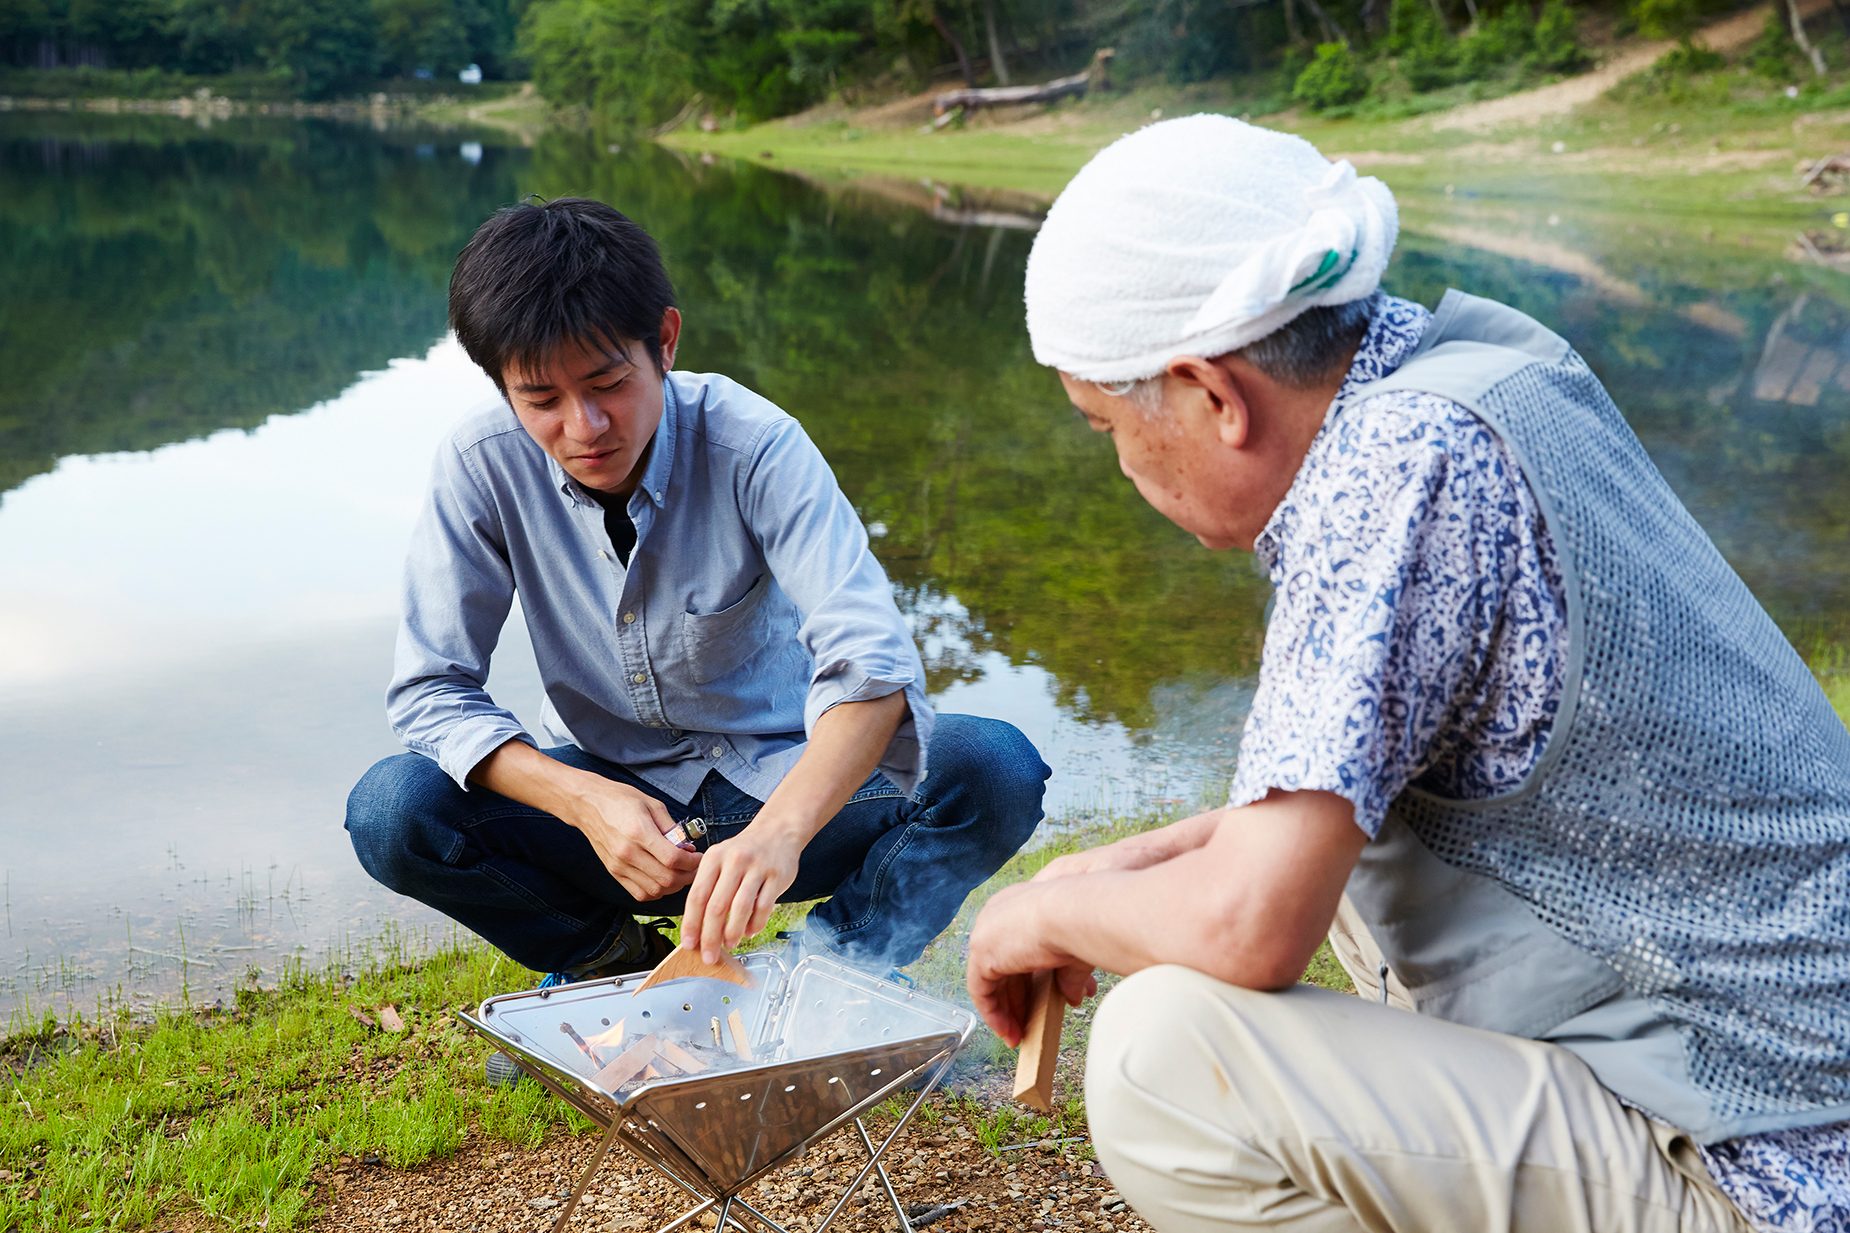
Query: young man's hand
567,778,701,901
680,823,805,962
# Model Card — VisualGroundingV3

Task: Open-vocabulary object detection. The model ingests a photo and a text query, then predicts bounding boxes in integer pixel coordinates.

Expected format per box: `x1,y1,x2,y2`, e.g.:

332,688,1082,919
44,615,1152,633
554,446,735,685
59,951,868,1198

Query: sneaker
484,918,679,1088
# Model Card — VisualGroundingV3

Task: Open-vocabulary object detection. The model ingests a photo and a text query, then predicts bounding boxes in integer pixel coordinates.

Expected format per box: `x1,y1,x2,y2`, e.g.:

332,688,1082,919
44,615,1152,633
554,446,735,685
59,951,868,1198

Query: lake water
2,112,1846,1020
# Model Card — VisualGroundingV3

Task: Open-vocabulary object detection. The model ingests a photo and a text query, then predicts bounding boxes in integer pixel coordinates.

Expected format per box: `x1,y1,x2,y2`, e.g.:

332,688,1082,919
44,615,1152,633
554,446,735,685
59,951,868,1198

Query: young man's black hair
448,197,678,390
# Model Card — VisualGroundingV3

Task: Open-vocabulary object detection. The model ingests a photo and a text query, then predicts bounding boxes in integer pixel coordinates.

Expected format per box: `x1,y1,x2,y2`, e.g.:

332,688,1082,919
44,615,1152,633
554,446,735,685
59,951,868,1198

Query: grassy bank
0,808,1300,1231
662,7,1850,224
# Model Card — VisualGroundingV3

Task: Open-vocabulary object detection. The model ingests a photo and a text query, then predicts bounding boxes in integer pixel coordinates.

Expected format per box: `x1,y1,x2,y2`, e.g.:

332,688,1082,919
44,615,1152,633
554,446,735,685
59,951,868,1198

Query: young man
347,197,1047,998
967,116,1849,1232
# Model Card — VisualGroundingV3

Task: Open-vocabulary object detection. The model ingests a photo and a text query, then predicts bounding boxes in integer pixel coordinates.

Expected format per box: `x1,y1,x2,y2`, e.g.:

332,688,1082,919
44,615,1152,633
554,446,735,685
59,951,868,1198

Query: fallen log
1802,153,1850,190
933,48,1113,117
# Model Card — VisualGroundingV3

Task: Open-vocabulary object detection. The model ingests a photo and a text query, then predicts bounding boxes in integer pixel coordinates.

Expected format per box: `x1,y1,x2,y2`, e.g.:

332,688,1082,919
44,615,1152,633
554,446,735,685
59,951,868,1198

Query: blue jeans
345,714,1048,974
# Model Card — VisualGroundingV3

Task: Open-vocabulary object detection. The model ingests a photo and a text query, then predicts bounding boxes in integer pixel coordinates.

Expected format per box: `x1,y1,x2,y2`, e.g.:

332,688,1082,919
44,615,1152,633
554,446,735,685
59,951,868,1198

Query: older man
966,116,1850,1232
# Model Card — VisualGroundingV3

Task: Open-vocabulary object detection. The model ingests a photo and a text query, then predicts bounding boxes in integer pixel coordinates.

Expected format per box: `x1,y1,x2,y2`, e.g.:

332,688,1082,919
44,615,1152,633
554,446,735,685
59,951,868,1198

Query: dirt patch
1430,0,1828,133
311,1093,1151,1233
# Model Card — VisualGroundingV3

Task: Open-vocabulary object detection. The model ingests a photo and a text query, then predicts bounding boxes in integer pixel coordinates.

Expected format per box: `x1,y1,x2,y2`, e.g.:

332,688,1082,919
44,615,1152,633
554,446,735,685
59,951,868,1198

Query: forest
0,0,524,98
6,0,1836,114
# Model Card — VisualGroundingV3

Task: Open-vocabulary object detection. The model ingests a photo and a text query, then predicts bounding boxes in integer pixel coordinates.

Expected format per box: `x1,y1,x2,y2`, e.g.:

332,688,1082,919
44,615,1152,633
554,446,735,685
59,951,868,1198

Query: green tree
518,0,696,125
375,0,472,76
1293,40,1368,107
252,0,380,97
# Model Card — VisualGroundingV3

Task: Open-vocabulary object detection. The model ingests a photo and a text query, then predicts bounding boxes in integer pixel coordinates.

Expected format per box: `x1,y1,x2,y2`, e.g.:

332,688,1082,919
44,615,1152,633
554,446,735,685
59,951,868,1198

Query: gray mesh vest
1340,290,1850,1143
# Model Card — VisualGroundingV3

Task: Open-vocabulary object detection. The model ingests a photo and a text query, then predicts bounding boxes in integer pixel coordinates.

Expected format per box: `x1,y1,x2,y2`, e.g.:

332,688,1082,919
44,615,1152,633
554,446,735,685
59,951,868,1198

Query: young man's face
502,308,682,496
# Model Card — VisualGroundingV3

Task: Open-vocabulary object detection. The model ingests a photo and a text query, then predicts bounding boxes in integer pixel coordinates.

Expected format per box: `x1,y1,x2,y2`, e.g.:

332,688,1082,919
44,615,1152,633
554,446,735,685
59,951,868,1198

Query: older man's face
1059,373,1251,551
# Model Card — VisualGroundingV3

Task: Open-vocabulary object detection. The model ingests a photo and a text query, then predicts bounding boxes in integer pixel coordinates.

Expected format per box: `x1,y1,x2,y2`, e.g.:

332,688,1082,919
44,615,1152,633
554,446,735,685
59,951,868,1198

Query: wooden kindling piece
1011,971,1065,1113
631,945,755,994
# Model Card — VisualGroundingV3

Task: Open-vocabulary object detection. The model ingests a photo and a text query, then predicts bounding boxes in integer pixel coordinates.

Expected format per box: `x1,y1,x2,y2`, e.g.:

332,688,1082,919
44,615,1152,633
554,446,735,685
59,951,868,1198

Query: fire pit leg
654,1192,783,1233
811,1052,956,1233
551,1118,623,1233
854,1118,912,1230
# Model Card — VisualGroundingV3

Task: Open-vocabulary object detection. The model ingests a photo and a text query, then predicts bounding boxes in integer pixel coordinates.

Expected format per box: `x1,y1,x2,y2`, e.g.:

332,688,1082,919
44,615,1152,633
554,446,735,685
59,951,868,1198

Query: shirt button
623,612,636,624
632,672,647,684
710,745,723,758
652,490,663,502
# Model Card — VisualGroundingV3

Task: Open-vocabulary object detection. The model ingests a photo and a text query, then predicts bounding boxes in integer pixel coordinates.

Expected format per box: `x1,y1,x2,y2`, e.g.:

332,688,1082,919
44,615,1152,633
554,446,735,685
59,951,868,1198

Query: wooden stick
653,1037,707,1075
630,945,755,995
560,1022,607,1068
1011,972,1065,1113
726,1010,756,1063
590,1034,662,1092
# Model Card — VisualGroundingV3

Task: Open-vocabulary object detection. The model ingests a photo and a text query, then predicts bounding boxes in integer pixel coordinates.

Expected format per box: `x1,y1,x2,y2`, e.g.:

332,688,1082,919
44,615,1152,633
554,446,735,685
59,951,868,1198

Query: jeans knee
928,714,1049,846
345,753,448,890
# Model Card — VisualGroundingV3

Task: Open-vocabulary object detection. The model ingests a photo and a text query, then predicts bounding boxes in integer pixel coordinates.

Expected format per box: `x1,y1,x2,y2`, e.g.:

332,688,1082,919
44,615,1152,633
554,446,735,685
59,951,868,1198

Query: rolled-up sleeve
386,437,533,788
737,418,934,794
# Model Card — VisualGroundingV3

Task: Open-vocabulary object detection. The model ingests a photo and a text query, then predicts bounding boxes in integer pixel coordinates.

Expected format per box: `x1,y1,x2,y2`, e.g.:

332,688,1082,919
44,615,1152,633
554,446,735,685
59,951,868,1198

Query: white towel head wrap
1024,114,1399,383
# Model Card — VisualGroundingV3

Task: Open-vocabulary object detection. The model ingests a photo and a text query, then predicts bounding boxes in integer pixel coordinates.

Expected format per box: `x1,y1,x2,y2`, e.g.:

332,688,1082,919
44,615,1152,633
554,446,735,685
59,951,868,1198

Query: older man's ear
1165,353,1254,450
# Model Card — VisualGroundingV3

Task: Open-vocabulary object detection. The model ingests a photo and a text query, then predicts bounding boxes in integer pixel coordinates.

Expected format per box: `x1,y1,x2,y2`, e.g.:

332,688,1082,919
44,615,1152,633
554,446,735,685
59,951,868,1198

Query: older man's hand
966,882,1096,1046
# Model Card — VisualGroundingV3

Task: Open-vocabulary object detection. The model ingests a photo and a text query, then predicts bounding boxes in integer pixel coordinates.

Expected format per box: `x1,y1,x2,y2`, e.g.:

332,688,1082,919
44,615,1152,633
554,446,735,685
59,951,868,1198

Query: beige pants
1084,913,1750,1232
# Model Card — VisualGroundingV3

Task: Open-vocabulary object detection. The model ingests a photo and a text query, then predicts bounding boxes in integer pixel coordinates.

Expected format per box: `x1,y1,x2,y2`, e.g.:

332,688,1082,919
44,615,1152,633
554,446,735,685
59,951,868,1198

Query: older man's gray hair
1097,294,1380,415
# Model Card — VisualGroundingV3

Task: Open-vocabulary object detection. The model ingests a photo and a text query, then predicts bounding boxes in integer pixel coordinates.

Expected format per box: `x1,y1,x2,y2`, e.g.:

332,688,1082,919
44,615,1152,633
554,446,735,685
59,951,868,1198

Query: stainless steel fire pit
460,951,976,1233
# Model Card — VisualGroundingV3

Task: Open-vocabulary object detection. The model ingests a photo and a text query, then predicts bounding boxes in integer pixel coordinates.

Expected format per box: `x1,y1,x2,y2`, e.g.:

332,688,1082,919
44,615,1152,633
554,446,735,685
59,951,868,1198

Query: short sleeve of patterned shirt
1226,293,1568,838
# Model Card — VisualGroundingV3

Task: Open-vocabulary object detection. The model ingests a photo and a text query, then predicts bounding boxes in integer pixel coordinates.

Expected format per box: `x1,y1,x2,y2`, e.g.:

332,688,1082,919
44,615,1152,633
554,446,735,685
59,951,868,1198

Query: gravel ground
312,1093,1151,1233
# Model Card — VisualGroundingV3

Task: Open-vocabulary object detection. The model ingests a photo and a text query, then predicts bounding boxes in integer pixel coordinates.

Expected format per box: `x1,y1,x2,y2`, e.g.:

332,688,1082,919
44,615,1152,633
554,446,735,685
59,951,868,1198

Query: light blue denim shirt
387,370,932,804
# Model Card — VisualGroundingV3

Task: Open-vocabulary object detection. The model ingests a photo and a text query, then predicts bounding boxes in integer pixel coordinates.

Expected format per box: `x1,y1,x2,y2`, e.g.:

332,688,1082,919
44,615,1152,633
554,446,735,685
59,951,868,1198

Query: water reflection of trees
0,114,517,498
3,116,1844,733
1391,235,1850,631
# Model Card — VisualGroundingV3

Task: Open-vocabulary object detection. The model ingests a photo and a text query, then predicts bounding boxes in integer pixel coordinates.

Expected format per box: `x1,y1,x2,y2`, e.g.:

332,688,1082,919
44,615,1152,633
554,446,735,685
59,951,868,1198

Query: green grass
0,931,592,1230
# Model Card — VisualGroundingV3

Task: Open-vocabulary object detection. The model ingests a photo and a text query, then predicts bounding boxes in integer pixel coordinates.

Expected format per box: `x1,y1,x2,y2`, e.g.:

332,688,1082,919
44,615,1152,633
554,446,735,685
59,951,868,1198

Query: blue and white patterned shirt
1228,293,1848,1231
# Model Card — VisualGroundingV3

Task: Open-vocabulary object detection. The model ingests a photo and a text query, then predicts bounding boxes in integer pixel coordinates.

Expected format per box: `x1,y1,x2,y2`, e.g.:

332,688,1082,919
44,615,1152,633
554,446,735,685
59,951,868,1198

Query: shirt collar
1251,293,1433,571
548,373,681,513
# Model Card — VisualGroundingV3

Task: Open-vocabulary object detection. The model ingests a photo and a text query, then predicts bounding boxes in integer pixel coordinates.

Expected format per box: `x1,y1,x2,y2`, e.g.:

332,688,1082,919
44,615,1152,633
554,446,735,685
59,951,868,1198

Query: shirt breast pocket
681,574,772,685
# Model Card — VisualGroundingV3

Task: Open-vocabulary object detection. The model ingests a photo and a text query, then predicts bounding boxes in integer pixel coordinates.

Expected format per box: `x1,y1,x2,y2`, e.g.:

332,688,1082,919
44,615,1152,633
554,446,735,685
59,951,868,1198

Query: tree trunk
1788,0,1827,75
982,0,1011,86
1832,0,1850,39
1284,0,1303,45
1297,0,1351,44
927,4,977,86
1460,0,1480,27
1360,0,1384,39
